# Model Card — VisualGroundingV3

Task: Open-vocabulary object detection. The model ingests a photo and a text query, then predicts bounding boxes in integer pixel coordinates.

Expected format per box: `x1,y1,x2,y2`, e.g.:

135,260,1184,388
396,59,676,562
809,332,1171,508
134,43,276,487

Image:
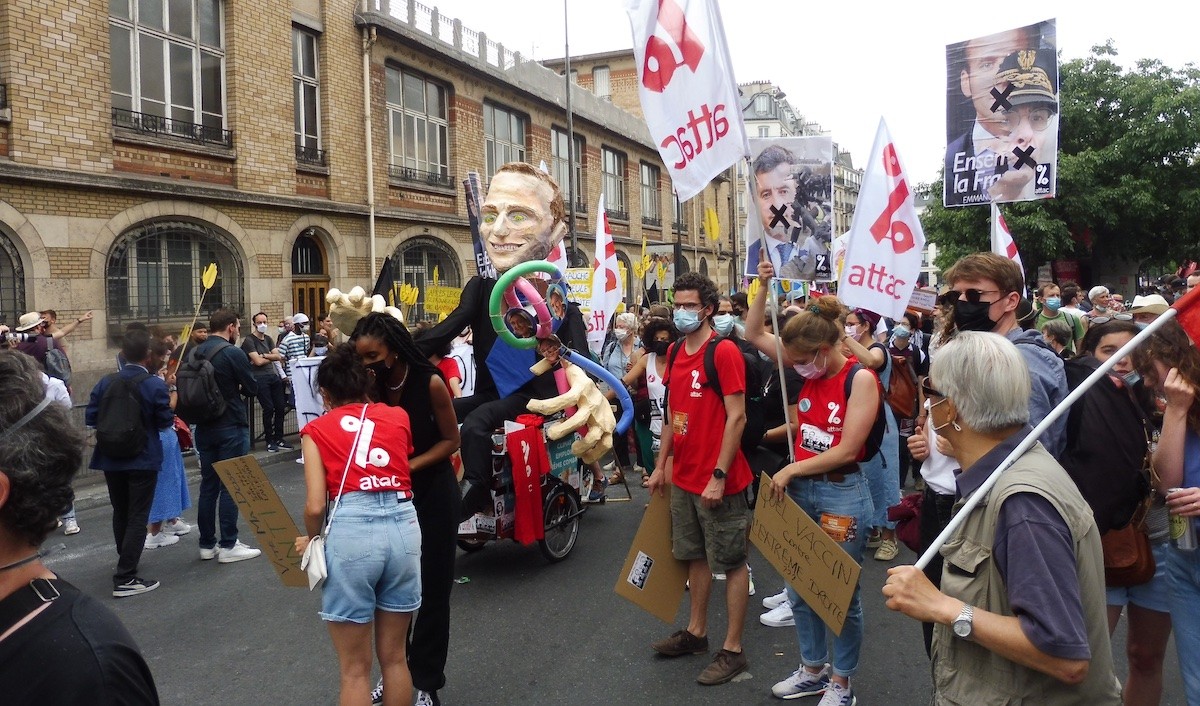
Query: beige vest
931,443,1121,706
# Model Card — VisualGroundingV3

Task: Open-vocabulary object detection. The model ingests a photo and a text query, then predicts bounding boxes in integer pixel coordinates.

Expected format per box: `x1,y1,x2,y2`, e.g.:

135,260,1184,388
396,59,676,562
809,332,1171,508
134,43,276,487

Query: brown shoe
651,629,709,657
697,649,748,685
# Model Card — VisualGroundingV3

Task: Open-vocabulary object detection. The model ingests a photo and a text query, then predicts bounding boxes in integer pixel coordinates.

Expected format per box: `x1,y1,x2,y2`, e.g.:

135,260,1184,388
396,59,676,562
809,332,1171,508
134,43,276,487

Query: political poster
744,137,834,283
642,243,677,304
566,264,629,339
944,19,1058,207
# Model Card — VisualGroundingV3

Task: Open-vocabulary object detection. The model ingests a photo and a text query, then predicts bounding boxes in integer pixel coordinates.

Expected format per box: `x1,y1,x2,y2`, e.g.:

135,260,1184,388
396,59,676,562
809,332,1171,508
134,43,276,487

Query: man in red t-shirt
647,272,752,686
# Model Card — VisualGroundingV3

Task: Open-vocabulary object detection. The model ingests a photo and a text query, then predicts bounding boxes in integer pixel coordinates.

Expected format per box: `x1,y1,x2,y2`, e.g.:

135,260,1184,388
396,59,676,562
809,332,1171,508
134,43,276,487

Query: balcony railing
605,207,629,222
295,144,327,167
641,215,662,228
573,199,588,214
673,221,689,233
388,164,453,188
112,108,233,148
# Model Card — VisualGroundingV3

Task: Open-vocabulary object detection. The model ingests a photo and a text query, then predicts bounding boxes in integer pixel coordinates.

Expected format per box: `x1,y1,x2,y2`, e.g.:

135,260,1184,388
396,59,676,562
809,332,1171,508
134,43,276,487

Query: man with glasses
986,48,1060,203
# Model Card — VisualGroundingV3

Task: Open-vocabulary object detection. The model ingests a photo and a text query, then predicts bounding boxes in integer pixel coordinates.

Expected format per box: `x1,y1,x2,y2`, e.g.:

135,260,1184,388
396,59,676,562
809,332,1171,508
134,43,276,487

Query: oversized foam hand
526,356,616,465
326,286,405,334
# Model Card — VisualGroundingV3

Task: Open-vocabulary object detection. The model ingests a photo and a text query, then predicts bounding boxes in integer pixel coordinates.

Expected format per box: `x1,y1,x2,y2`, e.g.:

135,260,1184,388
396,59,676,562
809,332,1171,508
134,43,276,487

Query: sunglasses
921,379,945,399
950,288,1002,304
1090,313,1133,325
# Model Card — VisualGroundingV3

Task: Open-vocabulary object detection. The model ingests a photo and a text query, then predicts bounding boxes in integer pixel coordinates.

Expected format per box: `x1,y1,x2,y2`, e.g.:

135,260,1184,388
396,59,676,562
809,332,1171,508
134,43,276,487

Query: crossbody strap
0,579,64,646
321,403,369,538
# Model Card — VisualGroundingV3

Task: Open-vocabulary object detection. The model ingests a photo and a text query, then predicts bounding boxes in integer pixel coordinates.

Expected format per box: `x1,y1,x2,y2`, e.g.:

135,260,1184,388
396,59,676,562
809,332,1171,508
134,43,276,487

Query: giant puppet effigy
326,163,631,518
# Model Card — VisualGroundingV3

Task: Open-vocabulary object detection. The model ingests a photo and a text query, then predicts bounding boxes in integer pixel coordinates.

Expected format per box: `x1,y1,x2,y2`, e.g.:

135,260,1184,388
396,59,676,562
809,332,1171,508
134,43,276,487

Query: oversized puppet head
481,162,569,273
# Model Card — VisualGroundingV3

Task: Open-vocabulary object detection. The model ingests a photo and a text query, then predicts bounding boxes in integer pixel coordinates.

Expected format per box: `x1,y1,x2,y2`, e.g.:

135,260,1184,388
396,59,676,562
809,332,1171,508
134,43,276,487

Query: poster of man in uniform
643,243,677,303
744,137,835,282
944,19,1059,207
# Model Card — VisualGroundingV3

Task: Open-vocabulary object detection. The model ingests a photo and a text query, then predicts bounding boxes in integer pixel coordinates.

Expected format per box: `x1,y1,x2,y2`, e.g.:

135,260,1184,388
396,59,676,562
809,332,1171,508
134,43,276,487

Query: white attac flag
547,239,568,270
837,119,926,319
589,194,622,357
626,0,749,201
991,202,1025,286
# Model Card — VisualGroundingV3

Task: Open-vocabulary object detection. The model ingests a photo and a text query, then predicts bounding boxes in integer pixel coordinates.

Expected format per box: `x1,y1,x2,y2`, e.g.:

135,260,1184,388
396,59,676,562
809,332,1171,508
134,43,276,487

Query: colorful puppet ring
489,261,564,349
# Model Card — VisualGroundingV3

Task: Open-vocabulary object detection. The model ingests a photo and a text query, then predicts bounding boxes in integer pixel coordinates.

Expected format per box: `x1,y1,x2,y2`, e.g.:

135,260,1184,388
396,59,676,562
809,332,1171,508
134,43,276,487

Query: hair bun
812,295,847,322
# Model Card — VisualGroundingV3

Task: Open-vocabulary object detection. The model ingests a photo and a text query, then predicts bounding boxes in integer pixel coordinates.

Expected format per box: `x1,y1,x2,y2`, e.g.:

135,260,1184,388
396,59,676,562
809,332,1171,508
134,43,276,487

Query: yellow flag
747,278,760,303
705,208,720,242
432,265,440,285
201,262,218,290
656,262,668,285
400,283,419,307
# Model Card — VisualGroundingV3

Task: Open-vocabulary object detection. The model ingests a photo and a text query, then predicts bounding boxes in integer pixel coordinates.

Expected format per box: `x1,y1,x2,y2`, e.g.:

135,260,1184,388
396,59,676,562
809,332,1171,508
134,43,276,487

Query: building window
390,237,463,323
593,65,610,99
484,103,526,177
106,220,243,325
293,27,322,165
291,233,324,276
602,147,627,217
0,232,25,322
673,192,688,232
551,128,585,210
754,93,771,115
640,162,661,224
758,125,770,138
109,0,227,141
387,66,450,186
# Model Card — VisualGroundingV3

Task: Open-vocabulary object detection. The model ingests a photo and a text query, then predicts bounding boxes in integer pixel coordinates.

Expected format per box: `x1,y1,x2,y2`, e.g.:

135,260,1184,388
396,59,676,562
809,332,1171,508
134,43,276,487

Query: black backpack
44,336,72,387
94,371,150,459
175,339,231,425
666,336,767,455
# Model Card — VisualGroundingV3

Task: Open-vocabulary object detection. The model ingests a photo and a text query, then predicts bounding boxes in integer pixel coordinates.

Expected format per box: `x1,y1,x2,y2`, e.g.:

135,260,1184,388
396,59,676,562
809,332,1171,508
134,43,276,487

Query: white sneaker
772,663,831,699
763,587,790,610
748,567,756,597
144,532,180,549
415,690,435,706
760,601,795,627
217,541,261,564
63,518,80,535
199,546,218,561
163,519,191,536
816,680,855,706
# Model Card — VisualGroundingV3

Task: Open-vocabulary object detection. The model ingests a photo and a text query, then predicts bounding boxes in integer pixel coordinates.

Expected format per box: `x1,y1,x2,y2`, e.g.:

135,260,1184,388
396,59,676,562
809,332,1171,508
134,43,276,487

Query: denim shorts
1105,540,1171,614
319,491,423,623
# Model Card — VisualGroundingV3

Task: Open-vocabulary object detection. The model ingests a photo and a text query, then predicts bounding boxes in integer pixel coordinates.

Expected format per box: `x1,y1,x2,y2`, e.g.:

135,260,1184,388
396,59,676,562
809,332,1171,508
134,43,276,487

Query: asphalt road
51,455,1185,705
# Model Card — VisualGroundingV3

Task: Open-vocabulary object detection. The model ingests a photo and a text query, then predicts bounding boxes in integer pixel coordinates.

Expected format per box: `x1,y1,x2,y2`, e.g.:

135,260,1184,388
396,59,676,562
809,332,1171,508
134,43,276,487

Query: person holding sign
883,332,1120,704
295,344,421,706
745,259,878,706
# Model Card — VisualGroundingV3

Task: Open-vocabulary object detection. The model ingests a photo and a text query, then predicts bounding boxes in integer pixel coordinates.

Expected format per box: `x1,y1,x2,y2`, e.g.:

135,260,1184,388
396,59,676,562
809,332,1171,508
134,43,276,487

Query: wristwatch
712,468,727,480
952,604,974,640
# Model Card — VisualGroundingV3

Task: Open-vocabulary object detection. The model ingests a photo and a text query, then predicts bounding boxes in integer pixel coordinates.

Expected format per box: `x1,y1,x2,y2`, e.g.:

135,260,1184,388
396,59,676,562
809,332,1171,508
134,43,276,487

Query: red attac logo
641,0,706,93
868,144,917,254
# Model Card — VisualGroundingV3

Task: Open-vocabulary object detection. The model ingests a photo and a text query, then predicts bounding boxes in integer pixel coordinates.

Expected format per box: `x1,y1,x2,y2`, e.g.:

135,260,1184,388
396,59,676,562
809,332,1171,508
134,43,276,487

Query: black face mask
648,340,670,356
953,299,997,332
366,359,391,380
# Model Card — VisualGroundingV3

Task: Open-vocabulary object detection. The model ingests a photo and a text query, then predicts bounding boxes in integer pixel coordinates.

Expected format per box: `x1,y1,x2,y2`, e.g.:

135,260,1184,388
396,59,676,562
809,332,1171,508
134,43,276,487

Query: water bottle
1168,488,1198,551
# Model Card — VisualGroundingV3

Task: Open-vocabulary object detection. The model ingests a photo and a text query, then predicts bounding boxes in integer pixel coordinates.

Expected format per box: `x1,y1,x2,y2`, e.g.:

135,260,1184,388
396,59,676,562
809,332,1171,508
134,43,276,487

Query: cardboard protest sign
614,486,688,623
908,288,938,313
213,455,307,588
750,475,861,635
424,285,462,319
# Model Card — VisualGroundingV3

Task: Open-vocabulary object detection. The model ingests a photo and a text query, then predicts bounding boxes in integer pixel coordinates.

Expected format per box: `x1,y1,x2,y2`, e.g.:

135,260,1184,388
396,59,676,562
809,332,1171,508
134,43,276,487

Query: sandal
640,473,651,488
609,468,625,485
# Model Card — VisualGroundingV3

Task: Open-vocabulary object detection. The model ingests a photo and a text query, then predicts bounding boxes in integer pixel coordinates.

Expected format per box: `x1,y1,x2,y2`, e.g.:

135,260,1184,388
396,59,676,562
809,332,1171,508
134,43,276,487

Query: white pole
915,308,1179,569
362,21,377,278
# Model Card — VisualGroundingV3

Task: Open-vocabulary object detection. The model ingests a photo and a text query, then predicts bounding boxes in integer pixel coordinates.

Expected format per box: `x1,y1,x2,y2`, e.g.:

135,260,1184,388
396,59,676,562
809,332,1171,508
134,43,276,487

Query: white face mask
256,323,268,334
845,324,858,338
614,328,631,342
313,347,328,357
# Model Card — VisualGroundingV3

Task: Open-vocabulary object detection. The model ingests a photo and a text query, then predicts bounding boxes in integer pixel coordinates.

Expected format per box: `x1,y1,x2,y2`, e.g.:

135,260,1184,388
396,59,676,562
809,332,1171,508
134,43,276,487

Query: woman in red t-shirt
294,344,422,705
744,258,879,704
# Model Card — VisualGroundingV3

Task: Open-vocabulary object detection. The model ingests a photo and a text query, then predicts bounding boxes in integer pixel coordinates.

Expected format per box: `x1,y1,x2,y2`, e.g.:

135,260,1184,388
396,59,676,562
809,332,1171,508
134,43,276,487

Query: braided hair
349,313,441,397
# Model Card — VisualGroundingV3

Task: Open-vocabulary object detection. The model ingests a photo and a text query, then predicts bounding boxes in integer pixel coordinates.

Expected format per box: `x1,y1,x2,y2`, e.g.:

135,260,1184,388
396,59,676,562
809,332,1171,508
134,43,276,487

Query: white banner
625,0,749,201
589,194,623,356
838,119,925,320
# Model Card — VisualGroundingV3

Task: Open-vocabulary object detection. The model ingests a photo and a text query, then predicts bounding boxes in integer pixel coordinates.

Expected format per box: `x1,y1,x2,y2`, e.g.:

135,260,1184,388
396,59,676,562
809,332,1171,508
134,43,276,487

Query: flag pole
915,307,1179,569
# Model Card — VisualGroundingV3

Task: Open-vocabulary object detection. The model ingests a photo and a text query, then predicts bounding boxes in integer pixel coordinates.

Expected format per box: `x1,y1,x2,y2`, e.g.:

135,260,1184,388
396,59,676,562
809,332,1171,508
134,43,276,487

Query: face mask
674,309,702,334
844,324,858,338
278,326,287,336
1094,305,1109,314
256,323,268,334
366,358,391,380
614,328,631,342
1044,297,1061,311
893,325,911,339
714,314,735,336
313,347,328,357
793,353,827,380
953,299,997,333
648,340,670,356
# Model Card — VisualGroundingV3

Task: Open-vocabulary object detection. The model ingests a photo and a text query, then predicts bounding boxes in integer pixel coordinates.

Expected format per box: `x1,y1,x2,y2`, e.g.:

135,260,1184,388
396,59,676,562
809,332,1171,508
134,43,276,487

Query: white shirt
920,421,958,496
41,372,72,408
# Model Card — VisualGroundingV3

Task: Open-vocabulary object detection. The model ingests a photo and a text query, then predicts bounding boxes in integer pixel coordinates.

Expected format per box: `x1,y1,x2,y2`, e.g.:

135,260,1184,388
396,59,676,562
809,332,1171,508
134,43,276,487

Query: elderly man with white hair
1086,286,1113,320
883,332,1121,705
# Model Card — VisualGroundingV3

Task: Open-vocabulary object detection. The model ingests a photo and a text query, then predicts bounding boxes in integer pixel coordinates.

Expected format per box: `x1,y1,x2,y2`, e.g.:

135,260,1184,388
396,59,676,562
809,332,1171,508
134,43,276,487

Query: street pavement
51,456,1185,705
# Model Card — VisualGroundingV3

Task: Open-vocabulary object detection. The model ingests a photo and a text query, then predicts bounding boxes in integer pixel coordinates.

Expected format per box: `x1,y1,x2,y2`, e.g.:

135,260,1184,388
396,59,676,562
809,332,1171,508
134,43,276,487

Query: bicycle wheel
539,486,580,562
457,537,487,553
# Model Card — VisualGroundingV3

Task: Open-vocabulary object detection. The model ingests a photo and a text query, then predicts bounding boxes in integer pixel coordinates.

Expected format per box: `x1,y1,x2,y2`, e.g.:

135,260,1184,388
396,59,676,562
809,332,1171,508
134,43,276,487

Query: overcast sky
415,0,1198,184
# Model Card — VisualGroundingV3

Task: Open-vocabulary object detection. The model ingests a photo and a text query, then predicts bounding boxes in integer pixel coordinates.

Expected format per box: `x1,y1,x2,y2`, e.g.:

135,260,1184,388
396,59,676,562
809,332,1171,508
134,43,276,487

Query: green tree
921,43,1200,275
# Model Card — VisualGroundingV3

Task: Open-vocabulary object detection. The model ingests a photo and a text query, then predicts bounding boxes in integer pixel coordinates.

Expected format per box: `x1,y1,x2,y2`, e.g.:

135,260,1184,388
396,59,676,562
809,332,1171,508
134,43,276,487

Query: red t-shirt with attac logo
301,402,414,498
793,361,872,463
664,335,751,495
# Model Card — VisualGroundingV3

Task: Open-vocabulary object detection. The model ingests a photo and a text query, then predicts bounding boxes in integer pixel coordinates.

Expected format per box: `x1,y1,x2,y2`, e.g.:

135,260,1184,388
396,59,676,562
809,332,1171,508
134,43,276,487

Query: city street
52,453,1184,705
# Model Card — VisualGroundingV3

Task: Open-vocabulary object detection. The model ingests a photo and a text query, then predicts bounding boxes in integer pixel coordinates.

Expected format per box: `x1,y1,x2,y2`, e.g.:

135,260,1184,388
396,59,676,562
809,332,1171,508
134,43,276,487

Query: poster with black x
943,19,1059,207
744,136,835,283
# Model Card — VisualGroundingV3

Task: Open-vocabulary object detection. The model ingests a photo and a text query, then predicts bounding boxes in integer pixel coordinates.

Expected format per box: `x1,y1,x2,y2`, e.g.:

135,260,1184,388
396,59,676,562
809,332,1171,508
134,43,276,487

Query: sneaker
415,690,439,706
763,588,790,610
651,629,709,657
276,440,294,450
144,532,180,549
585,488,606,504
370,678,383,705
772,663,831,699
217,541,261,564
696,648,748,685
816,680,855,706
760,602,796,627
199,546,218,560
266,443,279,453
874,537,900,561
63,518,80,535
113,577,160,598
748,566,756,597
865,529,883,549
163,518,191,536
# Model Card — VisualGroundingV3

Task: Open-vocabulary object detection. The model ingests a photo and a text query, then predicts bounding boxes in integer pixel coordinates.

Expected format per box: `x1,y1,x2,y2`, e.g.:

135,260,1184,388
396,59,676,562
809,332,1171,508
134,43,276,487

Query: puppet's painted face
481,171,567,272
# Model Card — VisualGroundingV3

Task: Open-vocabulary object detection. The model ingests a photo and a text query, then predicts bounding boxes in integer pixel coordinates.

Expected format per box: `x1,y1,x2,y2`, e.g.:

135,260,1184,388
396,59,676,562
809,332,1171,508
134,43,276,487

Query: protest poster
744,136,834,283
290,356,324,432
212,455,307,588
424,284,462,319
944,19,1058,207
615,486,688,623
750,475,861,635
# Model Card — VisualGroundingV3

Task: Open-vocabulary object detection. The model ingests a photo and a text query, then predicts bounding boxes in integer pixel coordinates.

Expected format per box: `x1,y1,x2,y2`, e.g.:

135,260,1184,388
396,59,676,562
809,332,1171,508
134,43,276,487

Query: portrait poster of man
743,136,835,282
944,19,1059,207
643,243,677,302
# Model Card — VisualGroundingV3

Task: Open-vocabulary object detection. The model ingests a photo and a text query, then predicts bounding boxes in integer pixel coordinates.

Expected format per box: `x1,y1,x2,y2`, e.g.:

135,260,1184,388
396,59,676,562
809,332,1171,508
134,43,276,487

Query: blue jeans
1166,544,1200,704
786,472,874,678
195,425,249,549
862,405,900,530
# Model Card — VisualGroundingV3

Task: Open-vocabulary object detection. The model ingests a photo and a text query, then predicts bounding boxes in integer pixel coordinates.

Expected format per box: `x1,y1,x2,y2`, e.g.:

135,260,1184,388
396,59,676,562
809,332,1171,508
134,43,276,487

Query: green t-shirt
1035,309,1085,354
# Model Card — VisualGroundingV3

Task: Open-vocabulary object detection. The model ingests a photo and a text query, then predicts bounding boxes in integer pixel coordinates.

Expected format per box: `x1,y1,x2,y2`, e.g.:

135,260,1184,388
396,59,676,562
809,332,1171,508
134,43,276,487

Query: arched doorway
292,230,329,318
